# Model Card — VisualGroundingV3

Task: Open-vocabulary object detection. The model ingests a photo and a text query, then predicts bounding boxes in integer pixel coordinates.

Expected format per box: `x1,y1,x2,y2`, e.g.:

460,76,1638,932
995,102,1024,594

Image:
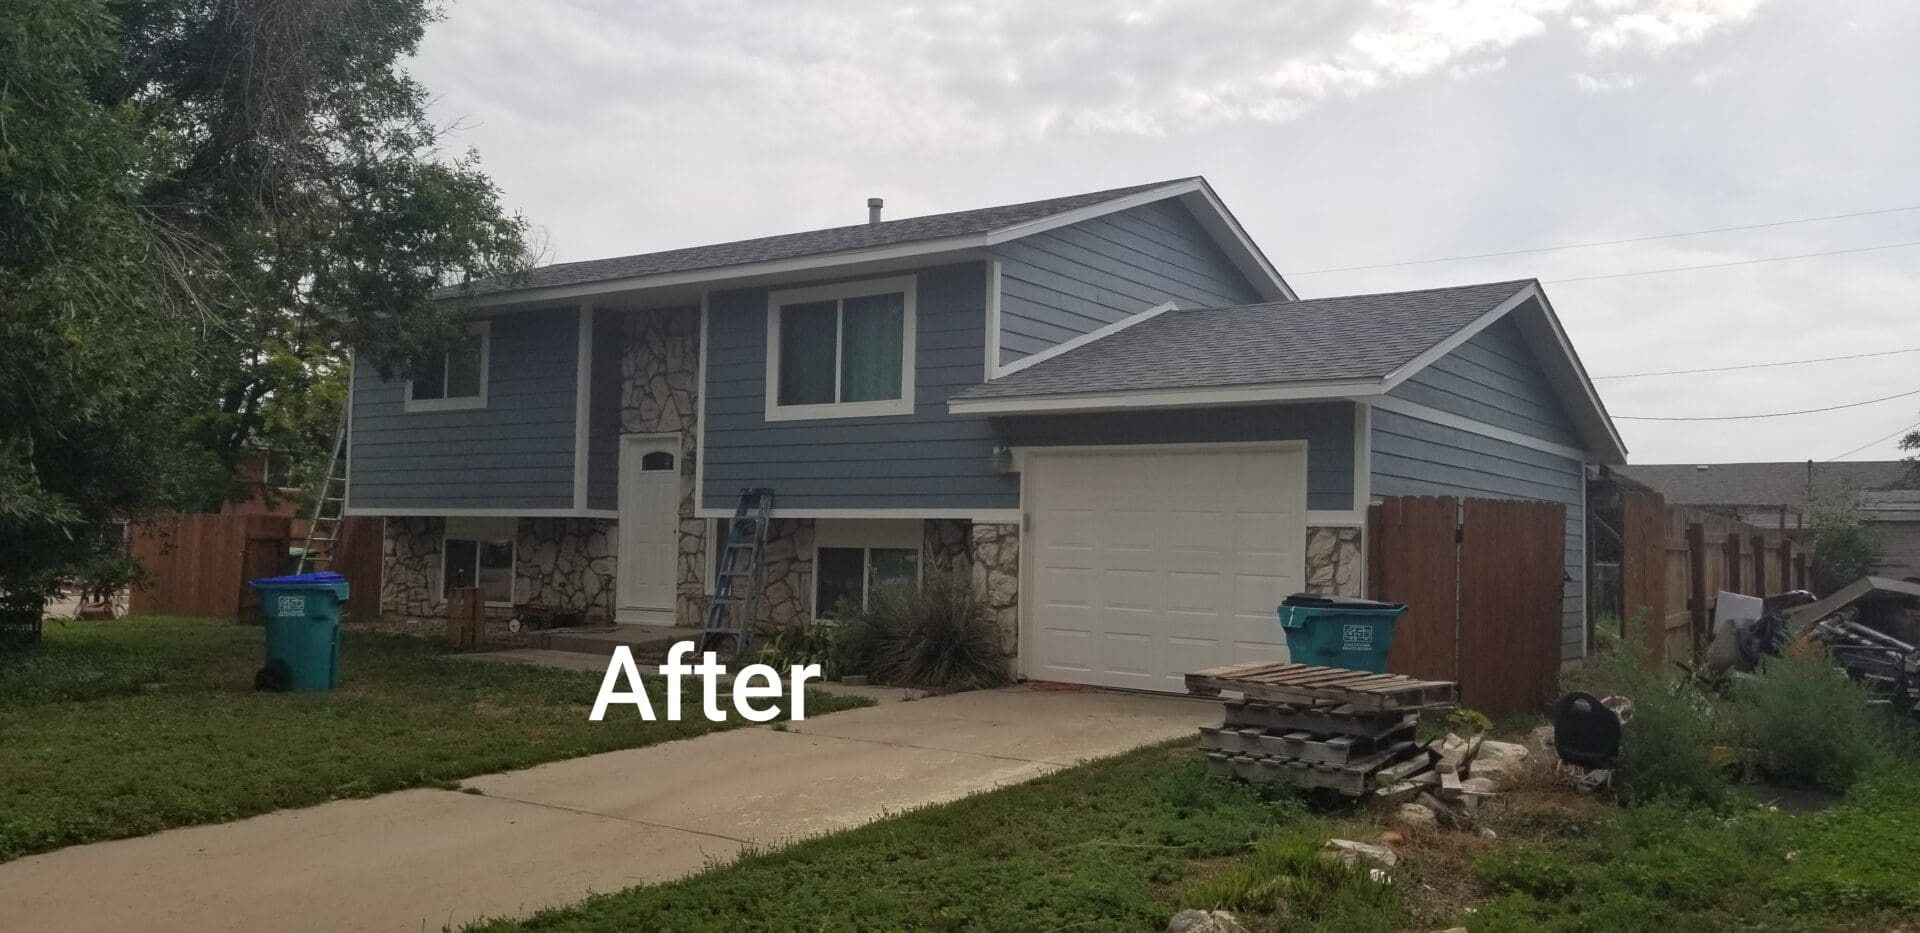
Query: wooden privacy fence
1368,495,1566,717
1618,489,1809,665
129,514,383,622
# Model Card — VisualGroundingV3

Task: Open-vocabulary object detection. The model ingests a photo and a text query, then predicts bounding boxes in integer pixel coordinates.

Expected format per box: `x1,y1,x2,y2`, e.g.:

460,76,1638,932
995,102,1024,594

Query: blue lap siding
986,199,1262,365
701,262,1018,512
348,309,580,511
993,402,1357,513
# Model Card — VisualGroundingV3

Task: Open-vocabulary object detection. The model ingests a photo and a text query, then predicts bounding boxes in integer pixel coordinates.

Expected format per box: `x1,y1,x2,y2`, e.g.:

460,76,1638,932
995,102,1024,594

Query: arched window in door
641,450,675,471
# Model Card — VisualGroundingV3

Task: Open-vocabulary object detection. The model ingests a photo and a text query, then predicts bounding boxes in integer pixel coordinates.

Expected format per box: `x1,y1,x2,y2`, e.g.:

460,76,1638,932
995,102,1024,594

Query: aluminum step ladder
701,488,774,654
295,405,350,574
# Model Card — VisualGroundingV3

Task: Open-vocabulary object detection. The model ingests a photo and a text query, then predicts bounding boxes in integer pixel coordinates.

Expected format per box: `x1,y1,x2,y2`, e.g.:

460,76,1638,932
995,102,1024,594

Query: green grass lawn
0,616,869,861
470,741,1920,933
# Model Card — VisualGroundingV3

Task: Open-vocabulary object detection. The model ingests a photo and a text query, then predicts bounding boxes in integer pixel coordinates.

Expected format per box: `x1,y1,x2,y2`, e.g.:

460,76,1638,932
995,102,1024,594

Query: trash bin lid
1279,593,1406,611
251,572,347,587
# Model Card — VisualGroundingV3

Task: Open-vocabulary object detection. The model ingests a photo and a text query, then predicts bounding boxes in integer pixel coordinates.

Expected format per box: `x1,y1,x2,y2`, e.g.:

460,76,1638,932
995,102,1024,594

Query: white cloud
1574,0,1770,54
1574,71,1639,90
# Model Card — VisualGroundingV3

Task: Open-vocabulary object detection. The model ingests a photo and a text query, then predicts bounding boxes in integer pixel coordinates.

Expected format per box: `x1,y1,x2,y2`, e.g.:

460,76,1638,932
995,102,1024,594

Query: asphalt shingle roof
952,280,1536,401
1615,461,1913,509
457,179,1192,297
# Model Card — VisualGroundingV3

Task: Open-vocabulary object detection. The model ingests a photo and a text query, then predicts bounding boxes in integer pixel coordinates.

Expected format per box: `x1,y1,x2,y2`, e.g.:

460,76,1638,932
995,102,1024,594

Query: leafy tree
1805,506,1882,594
1,0,529,628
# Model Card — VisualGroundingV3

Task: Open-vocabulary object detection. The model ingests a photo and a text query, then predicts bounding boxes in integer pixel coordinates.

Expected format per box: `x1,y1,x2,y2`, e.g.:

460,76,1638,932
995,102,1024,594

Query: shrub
857,568,1010,691
1726,648,1895,792
1561,616,1734,807
1180,827,1403,930
1806,507,1882,595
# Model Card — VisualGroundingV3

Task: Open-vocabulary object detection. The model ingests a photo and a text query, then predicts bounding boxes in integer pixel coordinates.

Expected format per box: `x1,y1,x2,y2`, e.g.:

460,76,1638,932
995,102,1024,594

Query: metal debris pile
1789,576,1920,718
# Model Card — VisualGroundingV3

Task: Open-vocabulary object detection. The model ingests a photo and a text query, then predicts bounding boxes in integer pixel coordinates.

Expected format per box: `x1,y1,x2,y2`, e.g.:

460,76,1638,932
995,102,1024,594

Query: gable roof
948,278,1627,463
453,177,1292,305
1616,461,1913,510
955,280,1534,400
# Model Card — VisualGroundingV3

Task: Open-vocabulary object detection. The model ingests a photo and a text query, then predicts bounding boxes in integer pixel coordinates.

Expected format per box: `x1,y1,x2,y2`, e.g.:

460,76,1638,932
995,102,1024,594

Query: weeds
1726,649,1896,792
857,568,1010,691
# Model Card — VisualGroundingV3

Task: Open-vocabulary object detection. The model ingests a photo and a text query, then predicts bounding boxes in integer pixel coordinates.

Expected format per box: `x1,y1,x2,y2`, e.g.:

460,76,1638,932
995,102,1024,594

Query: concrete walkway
0,687,1214,933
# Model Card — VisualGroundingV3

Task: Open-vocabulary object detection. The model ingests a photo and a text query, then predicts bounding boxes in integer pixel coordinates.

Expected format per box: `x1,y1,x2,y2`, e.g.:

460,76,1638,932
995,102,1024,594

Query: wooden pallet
1186,661,1457,712
1203,742,1437,796
1222,701,1414,739
1199,722,1416,766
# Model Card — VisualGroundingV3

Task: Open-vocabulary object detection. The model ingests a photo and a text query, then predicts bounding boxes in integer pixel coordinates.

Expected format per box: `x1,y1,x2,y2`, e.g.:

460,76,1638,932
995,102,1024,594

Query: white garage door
1023,444,1307,692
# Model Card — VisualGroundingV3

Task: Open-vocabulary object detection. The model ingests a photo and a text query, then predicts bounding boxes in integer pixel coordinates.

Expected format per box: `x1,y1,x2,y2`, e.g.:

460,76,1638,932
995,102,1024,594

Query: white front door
618,436,679,618
1023,444,1308,692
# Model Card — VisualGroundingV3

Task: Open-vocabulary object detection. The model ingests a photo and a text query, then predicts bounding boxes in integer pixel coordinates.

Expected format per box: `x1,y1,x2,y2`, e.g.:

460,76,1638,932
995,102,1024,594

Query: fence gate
1369,495,1567,716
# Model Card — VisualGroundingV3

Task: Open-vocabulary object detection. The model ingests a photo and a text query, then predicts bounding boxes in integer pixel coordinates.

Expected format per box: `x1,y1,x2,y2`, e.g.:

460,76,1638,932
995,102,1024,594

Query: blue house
347,177,1625,692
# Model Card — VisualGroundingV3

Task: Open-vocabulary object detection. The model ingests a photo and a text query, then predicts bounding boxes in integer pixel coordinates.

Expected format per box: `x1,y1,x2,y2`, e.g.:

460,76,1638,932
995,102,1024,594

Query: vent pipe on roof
867,197,884,224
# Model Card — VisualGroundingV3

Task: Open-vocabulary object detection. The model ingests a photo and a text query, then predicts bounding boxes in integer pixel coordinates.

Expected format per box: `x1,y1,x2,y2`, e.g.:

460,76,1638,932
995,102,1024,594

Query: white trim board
762,275,918,422
403,320,491,413
453,178,1292,310
693,507,1023,523
994,300,1176,378
1368,395,1595,462
571,303,594,510
949,378,1384,416
1379,286,1537,392
345,507,620,519
693,291,710,524
983,260,1003,379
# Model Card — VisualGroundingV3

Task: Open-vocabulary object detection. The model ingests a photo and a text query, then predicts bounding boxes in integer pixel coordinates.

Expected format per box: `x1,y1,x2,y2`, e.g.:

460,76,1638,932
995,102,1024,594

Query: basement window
813,520,921,618
443,517,515,606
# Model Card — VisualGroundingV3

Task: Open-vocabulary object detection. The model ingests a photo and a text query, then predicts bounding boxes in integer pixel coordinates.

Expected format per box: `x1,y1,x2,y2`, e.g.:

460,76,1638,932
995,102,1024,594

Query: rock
1478,827,1499,840
1460,776,1499,813
1528,724,1557,755
1324,838,1397,869
1165,908,1249,933
1471,740,1530,780
1394,803,1438,827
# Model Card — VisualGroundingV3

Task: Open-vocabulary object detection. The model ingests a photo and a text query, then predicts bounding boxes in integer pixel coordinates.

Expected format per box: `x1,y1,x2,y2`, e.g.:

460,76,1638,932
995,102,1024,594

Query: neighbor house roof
954,280,1535,401
1616,461,1913,510
451,177,1291,303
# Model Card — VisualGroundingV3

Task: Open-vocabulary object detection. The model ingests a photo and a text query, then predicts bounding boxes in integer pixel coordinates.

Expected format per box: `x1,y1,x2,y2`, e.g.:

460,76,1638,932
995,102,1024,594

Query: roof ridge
516,177,1200,276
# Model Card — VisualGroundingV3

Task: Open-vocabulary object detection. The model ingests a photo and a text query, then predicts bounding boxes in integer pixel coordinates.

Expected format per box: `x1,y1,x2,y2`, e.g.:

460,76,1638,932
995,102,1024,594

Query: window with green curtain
778,300,838,405
839,293,904,402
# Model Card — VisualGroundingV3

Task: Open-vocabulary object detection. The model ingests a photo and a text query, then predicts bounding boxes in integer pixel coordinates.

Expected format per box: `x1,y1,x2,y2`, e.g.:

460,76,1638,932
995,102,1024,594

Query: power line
1284,204,1920,275
1595,346,1920,380
1545,241,1920,284
1614,386,1920,422
1826,419,1920,461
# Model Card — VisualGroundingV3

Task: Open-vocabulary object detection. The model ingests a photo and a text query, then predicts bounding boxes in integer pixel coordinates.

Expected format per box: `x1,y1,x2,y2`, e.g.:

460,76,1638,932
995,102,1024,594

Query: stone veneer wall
1304,525,1365,597
619,307,706,625
378,516,615,634
969,522,1020,656
759,518,814,628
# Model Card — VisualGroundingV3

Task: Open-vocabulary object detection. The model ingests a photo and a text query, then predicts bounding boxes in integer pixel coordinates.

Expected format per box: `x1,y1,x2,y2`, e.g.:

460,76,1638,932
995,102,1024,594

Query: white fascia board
994,300,1177,379
1524,287,1630,463
345,507,620,519
692,507,1023,522
1182,181,1296,301
1379,284,1540,391
948,379,1386,416
1368,395,1596,462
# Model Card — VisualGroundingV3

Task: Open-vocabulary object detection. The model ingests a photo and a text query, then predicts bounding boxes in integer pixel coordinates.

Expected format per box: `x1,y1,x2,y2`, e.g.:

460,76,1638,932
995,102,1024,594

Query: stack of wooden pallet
1186,661,1459,796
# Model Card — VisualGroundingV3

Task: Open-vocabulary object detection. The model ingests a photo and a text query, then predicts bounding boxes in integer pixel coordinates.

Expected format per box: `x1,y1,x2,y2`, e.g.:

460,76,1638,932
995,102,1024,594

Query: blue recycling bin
1277,593,1408,673
249,572,350,691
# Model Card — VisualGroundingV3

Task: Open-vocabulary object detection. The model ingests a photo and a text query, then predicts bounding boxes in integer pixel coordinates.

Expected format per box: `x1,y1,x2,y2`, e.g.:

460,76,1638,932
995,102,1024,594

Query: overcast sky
411,0,1919,465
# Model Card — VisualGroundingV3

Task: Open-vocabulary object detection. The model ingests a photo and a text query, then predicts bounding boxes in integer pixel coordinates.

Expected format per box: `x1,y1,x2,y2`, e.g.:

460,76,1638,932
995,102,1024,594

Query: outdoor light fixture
990,445,1014,473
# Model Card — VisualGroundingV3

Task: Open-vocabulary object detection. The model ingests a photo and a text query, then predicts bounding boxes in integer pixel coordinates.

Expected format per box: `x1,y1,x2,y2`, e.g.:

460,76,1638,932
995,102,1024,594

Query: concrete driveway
0,686,1214,933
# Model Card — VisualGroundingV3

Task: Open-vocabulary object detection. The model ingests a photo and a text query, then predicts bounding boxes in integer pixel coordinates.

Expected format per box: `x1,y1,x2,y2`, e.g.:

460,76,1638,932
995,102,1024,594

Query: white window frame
440,516,516,607
764,276,916,422
811,519,923,618
405,321,491,413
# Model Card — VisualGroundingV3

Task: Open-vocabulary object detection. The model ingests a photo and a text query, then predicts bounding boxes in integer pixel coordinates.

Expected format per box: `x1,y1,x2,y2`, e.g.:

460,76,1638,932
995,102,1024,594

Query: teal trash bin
1276,594,1408,673
250,572,350,691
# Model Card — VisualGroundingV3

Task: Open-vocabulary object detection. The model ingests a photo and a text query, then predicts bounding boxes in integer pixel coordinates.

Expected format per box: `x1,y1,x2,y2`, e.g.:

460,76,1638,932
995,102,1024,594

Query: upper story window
765,276,916,421
406,322,490,412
